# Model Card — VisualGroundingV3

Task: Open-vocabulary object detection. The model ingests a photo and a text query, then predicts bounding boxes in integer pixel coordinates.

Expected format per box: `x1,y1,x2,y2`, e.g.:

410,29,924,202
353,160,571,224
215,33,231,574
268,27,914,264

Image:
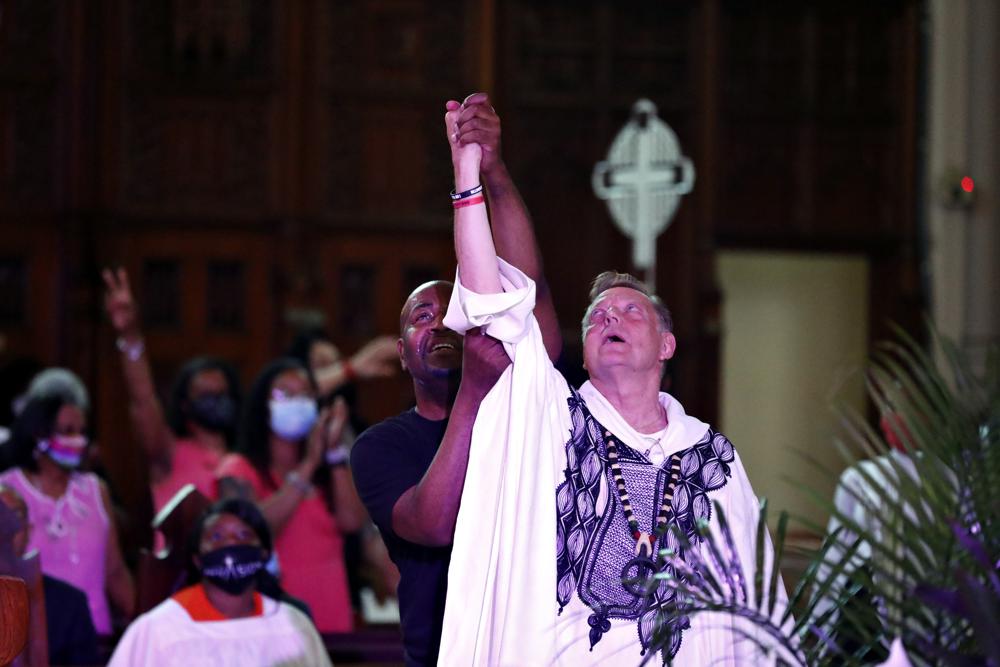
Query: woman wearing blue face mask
108,498,331,666
215,358,366,633
0,394,135,635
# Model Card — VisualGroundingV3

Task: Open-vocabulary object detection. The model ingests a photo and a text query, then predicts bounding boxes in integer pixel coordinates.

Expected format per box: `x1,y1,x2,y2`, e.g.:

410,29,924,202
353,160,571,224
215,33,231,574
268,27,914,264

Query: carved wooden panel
0,223,61,365
0,91,56,206
110,0,280,218
338,265,378,339
119,97,272,215
508,3,597,97
0,257,27,325
323,0,465,94
0,0,58,76
609,3,694,107
141,259,181,330
0,0,60,208
716,1,914,244
207,260,246,331
127,0,275,81
313,0,472,229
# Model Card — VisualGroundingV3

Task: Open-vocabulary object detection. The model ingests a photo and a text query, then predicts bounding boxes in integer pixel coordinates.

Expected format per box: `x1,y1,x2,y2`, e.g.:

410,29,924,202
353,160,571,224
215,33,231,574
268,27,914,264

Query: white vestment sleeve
439,259,570,666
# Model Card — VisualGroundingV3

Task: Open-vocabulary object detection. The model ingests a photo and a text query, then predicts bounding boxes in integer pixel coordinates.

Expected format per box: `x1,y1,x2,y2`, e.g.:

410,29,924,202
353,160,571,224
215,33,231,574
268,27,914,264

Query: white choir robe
108,594,332,667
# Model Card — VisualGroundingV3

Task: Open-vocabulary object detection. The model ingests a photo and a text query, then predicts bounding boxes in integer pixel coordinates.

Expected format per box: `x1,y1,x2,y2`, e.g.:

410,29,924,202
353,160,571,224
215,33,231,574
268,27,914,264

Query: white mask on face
268,397,318,441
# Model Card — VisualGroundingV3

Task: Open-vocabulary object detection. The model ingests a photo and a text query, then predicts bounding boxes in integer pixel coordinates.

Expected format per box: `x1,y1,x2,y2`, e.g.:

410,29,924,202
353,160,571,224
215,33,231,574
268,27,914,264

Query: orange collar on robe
172,583,264,622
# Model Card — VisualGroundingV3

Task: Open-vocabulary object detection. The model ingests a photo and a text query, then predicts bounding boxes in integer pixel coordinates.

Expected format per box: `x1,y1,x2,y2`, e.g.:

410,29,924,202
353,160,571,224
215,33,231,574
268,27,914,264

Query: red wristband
342,360,357,382
452,195,485,209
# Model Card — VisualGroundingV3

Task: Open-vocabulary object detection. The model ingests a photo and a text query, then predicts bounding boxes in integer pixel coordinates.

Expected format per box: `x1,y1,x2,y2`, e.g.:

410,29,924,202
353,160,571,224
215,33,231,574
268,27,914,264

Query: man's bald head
399,280,455,334
397,280,462,387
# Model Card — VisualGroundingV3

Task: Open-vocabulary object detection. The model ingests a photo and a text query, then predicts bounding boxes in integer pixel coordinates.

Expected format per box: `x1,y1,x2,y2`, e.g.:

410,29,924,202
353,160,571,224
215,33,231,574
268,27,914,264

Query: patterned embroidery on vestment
555,387,736,661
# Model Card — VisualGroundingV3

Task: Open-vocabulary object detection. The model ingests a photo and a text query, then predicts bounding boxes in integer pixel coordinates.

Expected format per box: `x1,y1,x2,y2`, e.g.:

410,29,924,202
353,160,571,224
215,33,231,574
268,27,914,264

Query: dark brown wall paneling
310,0,475,232
0,0,60,212
0,0,922,551
107,0,283,221
717,1,914,244
0,1,66,369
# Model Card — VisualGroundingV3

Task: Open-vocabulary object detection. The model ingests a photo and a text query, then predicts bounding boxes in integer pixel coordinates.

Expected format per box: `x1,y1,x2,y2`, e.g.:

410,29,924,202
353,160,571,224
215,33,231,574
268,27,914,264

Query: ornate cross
592,99,695,288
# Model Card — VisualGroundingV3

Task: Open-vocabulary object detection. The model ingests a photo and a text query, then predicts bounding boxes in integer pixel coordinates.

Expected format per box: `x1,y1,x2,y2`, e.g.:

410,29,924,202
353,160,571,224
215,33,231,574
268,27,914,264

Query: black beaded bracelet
450,184,483,201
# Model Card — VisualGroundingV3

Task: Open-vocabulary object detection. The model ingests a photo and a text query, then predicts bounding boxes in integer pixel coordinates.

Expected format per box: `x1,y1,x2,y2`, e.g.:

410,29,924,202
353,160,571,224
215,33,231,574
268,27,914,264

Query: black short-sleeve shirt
351,408,451,667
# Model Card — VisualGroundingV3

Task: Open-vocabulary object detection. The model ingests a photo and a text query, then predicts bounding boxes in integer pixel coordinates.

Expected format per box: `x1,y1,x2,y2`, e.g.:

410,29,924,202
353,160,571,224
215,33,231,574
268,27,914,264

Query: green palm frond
643,328,1000,666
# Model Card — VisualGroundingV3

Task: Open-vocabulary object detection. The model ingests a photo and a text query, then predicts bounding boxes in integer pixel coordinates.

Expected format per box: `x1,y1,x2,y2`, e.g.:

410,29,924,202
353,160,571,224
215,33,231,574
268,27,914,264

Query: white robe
440,260,787,666
108,594,332,667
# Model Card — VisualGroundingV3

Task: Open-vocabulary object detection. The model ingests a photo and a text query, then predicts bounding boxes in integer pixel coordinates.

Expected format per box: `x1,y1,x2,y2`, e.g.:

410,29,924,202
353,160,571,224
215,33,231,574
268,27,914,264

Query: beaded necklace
605,430,682,558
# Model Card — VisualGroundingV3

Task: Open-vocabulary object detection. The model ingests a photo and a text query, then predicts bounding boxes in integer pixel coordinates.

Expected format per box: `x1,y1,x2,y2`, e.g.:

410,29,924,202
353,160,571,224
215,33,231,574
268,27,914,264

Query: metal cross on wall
592,99,696,289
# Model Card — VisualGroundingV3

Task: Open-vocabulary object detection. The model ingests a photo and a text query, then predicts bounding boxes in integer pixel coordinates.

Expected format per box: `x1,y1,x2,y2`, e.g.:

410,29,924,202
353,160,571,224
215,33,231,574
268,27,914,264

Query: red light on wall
961,176,975,193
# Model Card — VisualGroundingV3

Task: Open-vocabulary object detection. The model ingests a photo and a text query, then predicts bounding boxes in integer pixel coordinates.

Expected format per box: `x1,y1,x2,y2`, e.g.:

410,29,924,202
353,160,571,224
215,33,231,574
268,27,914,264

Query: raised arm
102,268,174,478
454,93,562,361
390,329,510,545
312,336,398,397
446,100,503,295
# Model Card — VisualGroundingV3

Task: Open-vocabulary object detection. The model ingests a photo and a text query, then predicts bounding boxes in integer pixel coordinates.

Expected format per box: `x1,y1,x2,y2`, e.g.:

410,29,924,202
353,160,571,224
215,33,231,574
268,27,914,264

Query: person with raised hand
103,268,242,517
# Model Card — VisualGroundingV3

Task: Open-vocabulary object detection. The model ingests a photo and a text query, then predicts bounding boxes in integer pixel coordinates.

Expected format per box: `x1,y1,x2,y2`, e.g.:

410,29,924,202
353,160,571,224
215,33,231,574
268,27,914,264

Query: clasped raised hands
445,92,503,179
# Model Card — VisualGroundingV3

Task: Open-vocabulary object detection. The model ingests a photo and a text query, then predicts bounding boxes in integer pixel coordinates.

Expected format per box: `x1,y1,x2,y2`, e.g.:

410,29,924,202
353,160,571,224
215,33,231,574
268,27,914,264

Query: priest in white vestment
437,97,788,666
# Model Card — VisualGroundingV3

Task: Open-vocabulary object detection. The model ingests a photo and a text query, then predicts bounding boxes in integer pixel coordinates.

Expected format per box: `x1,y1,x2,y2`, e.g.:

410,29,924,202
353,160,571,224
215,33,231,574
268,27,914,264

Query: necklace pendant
634,532,653,558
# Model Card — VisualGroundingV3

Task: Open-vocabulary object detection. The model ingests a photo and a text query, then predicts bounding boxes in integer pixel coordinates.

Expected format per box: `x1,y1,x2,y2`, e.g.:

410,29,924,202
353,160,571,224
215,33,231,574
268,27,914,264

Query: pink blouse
215,453,354,633
0,468,112,634
151,438,223,514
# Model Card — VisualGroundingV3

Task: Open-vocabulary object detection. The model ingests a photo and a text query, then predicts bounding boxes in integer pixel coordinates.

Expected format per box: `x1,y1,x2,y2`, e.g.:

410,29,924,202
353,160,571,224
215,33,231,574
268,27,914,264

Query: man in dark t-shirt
351,93,561,666
352,410,451,663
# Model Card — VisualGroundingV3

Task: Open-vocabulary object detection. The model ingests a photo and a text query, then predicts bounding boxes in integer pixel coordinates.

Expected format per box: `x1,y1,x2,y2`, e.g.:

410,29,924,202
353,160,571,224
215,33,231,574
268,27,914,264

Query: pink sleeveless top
215,453,354,633
151,438,222,513
0,468,112,634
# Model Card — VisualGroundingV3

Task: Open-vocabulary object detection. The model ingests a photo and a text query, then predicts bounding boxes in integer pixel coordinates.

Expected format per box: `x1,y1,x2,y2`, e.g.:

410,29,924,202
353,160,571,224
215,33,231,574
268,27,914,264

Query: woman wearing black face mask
0,394,135,635
103,268,242,519
108,498,331,667
216,358,366,634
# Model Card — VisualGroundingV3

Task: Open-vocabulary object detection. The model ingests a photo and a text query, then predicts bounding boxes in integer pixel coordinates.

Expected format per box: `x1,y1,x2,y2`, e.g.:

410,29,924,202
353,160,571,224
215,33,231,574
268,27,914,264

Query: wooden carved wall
0,0,922,548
